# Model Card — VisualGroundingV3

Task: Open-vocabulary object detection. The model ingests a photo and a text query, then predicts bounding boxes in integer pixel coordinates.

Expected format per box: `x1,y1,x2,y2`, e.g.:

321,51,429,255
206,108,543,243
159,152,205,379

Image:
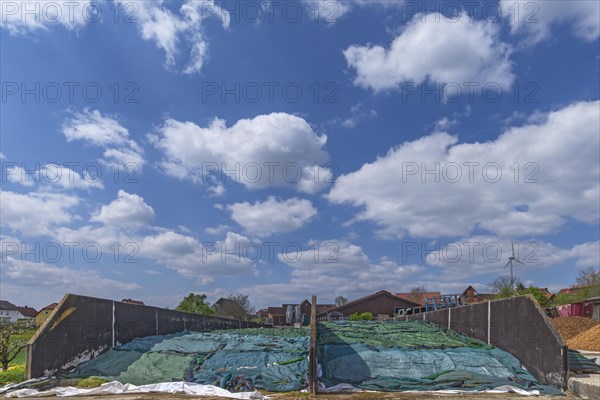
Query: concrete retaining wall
26,294,259,379
407,295,568,389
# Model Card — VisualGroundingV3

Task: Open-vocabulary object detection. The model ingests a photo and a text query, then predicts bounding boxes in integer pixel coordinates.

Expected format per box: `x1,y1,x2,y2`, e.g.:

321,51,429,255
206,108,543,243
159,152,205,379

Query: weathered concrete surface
568,375,600,399
26,294,260,379
407,295,568,389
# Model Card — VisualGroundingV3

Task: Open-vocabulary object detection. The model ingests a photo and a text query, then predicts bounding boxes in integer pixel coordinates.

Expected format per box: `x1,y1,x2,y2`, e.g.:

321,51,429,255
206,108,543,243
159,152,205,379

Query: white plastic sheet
5,381,266,398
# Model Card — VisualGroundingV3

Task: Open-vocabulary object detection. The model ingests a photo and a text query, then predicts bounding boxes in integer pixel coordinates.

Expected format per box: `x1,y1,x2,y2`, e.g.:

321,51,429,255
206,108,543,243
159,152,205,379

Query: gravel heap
551,316,599,341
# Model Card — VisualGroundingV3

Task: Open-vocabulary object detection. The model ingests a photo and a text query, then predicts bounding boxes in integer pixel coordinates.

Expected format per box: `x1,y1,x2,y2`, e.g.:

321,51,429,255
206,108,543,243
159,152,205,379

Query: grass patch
0,365,26,386
8,328,36,367
75,377,111,388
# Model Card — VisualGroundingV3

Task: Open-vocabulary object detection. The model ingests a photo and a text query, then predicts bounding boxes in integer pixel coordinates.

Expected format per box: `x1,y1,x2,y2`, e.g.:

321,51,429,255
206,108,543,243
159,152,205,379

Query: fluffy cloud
227,197,317,237
134,0,229,74
0,191,80,236
91,190,155,228
3,163,103,190
138,230,255,285
151,112,331,193
344,12,513,92
425,237,600,277
238,239,423,306
0,0,92,36
49,190,257,284
327,101,600,239
62,109,145,168
302,0,398,22
500,0,600,44
0,1,228,73
0,256,140,308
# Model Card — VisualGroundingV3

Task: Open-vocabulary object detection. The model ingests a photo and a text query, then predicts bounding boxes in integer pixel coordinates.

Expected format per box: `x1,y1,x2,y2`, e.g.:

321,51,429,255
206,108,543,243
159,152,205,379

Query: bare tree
0,320,35,371
576,267,600,296
335,296,348,307
410,286,427,303
489,275,522,294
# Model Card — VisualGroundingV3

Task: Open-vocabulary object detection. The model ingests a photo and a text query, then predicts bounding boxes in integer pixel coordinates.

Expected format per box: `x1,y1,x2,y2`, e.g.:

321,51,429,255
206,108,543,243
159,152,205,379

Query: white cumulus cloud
0,0,93,36
344,12,513,92
227,196,317,237
151,112,331,193
62,109,145,168
500,0,600,45
327,101,600,239
91,190,155,228
0,191,80,237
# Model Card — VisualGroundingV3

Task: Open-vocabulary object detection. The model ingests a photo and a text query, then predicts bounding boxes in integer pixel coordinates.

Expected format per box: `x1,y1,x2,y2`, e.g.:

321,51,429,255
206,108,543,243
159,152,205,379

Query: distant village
2,284,599,327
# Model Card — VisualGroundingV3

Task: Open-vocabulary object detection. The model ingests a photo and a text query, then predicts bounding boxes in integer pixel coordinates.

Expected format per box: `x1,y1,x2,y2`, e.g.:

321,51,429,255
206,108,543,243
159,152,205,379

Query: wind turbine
504,241,525,290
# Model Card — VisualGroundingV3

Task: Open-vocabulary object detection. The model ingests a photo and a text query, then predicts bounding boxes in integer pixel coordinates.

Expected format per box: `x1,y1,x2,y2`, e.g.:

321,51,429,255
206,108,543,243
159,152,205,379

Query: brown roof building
463,286,495,303
317,290,420,321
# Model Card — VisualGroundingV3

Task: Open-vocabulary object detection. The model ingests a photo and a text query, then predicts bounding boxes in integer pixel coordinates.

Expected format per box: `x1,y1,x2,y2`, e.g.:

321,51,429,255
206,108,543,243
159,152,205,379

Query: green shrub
349,312,373,321
0,365,26,385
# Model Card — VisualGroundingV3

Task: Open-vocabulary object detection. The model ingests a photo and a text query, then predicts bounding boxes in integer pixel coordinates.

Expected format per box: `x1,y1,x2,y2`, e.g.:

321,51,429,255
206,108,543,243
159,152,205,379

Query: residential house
317,290,421,321
35,303,58,325
0,300,37,322
266,306,286,325
462,286,495,304
538,288,555,302
558,285,597,297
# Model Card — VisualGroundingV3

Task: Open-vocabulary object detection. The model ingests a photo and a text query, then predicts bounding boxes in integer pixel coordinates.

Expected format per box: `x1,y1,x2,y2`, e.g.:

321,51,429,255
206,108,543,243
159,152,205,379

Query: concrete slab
568,374,600,399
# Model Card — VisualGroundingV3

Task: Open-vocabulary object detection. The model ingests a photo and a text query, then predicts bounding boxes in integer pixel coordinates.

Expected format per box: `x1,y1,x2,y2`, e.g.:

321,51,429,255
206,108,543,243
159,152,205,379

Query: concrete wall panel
27,294,260,379
407,295,567,389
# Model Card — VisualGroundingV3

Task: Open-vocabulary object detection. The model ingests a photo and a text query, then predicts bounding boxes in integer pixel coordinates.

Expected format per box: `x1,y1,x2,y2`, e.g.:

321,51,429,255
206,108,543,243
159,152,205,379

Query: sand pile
567,325,600,352
551,316,599,341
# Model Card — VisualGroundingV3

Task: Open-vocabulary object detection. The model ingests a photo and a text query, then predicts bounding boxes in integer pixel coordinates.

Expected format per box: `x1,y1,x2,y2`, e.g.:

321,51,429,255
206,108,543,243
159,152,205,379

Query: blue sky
1,0,599,310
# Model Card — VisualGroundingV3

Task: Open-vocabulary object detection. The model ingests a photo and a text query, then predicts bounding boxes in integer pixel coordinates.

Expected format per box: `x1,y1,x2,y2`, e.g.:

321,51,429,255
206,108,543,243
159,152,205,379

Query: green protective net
318,320,492,349
67,328,309,392
317,321,562,395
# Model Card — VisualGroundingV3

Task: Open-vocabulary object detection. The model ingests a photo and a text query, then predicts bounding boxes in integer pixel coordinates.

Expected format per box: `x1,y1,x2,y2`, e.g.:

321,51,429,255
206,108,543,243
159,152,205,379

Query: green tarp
317,321,562,394
68,329,309,392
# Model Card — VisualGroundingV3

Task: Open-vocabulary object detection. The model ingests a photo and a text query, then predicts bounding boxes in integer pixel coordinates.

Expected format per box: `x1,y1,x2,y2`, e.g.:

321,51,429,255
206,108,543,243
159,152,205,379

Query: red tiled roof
18,306,38,317
538,288,555,299
558,285,591,295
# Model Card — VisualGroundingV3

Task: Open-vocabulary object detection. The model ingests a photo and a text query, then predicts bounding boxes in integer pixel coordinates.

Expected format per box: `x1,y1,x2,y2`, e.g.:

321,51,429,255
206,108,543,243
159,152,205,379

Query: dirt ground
77,392,578,400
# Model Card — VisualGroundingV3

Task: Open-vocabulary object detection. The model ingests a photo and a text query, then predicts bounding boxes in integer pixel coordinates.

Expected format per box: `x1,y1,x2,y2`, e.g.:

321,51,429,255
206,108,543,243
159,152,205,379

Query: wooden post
309,294,318,394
